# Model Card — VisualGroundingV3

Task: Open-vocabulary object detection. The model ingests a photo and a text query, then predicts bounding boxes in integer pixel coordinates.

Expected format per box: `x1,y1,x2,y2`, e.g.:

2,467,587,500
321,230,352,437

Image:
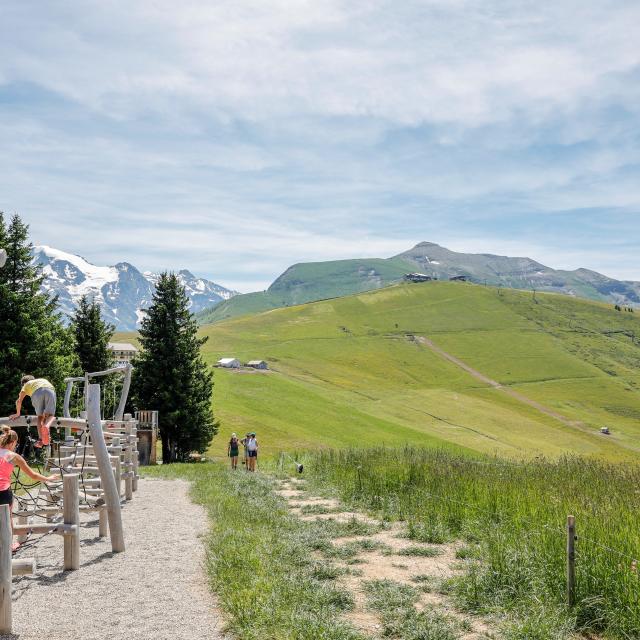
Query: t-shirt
246,437,257,452
21,378,54,397
0,448,15,491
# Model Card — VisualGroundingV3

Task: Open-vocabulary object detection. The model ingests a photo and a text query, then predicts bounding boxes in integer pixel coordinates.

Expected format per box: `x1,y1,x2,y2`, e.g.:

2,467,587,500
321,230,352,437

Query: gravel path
4,478,225,640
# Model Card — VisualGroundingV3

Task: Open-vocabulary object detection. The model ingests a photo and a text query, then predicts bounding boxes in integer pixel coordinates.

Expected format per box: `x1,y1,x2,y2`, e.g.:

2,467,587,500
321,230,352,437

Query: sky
1,1,639,292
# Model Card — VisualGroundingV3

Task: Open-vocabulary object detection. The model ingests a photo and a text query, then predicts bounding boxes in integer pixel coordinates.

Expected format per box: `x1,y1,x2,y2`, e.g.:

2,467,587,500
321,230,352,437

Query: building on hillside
217,357,241,368
108,342,138,366
404,273,434,283
247,360,269,370
449,275,469,282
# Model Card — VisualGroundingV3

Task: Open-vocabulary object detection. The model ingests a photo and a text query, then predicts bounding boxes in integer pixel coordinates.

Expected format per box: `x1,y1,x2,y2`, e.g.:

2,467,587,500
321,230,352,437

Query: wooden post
124,444,133,501
132,449,139,492
63,473,80,570
17,515,29,544
98,507,108,537
87,384,125,552
567,515,576,607
0,505,12,634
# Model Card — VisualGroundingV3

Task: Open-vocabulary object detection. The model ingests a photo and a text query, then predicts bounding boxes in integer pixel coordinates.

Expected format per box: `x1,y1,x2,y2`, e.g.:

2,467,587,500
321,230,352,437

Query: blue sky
1,1,639,292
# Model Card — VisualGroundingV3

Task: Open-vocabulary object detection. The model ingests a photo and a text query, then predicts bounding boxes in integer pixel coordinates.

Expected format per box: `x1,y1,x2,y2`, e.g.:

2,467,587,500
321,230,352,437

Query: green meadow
189,281,640,461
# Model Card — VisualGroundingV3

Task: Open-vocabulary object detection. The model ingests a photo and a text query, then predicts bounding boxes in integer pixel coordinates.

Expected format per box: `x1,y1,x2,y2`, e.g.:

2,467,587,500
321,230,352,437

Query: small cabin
449,275,468,282
247,360,269,370
217,358,241,368
404,273,433,283
600,426,611,435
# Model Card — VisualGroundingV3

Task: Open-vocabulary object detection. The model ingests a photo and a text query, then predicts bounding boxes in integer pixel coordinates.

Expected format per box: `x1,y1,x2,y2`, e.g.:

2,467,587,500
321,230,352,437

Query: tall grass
302,447,640,638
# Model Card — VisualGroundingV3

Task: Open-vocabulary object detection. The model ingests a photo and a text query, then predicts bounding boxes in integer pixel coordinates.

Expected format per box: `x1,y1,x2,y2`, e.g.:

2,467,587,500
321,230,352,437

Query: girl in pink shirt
0,426,60,551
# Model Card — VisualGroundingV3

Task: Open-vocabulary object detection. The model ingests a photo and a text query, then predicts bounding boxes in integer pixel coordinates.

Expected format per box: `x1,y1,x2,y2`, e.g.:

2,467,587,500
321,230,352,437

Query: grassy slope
196,257,415,324
195,281,640,461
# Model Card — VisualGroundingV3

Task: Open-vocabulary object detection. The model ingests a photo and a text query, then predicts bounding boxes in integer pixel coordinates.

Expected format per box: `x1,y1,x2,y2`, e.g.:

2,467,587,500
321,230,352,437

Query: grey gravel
5,478,224,640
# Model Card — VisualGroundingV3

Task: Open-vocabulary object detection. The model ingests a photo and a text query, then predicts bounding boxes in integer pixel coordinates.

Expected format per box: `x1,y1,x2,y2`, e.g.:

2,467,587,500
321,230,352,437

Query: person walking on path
228,433,240,470
245,432,258,472
241,432,250,470
0,426,60,550
10,375,57,448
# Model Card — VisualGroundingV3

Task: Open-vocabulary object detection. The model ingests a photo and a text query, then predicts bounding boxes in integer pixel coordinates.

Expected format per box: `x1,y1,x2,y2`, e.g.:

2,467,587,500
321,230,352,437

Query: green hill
197,242,640,325
196,257,415,324
199,281,640,461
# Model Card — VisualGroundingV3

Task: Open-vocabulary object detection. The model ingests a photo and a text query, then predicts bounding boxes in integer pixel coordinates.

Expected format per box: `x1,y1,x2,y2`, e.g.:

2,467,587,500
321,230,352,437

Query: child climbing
0,426,60,551
10,375,57,447
228,432,240,470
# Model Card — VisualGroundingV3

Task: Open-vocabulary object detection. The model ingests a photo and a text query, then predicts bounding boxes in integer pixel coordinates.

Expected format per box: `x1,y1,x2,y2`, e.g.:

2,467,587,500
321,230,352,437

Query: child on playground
228,433,240,470
0,426,60,550
10,375,57,447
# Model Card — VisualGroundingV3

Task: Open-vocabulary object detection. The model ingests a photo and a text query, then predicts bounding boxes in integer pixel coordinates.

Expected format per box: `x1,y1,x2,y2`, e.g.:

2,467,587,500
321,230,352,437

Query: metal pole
567,515,576,607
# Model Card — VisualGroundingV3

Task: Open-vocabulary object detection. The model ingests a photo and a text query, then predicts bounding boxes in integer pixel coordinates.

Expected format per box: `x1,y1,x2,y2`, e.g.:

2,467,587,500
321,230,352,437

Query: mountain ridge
197,241,640,325
33,245,238,331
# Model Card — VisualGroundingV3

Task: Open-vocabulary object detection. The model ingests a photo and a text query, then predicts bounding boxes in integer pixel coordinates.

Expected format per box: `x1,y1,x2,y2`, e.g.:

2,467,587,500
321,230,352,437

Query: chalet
247,360,269,370
217,358,241,368
404,273,434,283
449,275,469,282
108,342,138,366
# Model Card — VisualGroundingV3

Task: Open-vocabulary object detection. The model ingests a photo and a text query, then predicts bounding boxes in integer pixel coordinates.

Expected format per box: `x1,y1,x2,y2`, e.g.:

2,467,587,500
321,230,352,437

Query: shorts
31,387,56,416
229,450,239,457
0,489,13,506
247,450,257,458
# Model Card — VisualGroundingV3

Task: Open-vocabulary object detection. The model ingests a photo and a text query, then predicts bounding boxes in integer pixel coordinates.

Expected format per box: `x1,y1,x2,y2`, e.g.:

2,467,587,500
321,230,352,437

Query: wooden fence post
0,505,12,634
87,384,125,552
63,473,80,570
567,515,576,607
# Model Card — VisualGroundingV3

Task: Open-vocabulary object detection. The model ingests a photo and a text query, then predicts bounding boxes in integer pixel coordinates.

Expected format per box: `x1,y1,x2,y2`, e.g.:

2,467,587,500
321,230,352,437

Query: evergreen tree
70,295,115,373
131,273,217,462
0,213,74,415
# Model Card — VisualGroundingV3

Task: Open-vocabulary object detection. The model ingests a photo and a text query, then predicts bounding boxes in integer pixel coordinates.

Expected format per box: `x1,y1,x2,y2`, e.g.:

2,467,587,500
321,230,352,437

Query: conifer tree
131,273,217,462
0,213,74,415
70,295,115,373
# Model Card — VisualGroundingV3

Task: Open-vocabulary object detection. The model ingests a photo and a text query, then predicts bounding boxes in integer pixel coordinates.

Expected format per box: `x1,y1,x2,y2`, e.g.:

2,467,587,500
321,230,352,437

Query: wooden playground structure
0,365,144,635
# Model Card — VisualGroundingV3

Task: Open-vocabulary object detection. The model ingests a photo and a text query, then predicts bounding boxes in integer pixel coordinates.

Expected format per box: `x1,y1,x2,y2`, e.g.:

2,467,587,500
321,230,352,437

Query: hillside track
416,336,584,428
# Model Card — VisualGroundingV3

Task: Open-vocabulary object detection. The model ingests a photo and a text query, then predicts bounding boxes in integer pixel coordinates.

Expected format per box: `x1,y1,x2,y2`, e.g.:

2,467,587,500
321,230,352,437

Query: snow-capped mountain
33,245,238,331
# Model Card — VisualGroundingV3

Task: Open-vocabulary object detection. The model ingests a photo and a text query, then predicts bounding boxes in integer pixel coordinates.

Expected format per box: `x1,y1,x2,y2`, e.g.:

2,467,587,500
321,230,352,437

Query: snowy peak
33,245,238,331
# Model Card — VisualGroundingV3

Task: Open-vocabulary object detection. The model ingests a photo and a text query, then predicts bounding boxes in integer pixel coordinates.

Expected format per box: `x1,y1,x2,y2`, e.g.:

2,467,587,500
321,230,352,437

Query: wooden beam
87,384,125,552
0,505,12,634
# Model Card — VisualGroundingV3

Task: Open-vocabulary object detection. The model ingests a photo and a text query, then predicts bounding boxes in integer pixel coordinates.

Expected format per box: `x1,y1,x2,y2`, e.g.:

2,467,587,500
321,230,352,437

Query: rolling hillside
197,281,640,460
197,241,640,325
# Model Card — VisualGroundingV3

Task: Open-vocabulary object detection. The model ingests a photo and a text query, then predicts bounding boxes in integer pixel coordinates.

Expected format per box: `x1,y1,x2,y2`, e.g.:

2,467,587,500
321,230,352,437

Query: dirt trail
416,335,583,428
276,477,494,640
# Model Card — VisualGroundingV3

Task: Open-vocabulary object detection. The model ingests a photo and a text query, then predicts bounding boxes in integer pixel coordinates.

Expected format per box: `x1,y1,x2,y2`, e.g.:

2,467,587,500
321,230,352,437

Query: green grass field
196,282,640,460
119,281,640,461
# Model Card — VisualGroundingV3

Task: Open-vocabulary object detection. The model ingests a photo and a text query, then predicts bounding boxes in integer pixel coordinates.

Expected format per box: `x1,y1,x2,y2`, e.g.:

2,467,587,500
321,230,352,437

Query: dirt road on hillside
416,336,583,428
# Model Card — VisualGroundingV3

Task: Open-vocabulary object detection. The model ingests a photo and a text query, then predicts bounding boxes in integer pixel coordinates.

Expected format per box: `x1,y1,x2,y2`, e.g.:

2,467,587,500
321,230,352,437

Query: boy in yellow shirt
10,375,57,447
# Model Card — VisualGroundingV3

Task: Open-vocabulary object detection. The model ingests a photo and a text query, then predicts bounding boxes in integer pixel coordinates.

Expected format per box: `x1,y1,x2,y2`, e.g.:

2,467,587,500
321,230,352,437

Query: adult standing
245,432,258,472
10,375,57,448
228,432,240,470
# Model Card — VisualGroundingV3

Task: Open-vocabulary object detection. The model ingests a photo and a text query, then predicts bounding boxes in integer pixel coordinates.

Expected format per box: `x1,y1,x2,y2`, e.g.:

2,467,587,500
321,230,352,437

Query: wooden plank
63,474,80,570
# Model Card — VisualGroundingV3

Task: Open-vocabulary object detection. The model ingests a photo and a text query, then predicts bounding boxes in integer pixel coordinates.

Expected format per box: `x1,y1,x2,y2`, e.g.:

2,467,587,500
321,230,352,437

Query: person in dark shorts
245,432,258,472
0,426,60,550
10,375,57,447
228,433,240,470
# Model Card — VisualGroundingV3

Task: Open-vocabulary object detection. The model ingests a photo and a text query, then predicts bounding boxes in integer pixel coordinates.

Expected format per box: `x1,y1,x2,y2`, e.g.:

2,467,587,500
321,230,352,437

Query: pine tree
131,273,217,462
0,213,74,415
70,295,115,373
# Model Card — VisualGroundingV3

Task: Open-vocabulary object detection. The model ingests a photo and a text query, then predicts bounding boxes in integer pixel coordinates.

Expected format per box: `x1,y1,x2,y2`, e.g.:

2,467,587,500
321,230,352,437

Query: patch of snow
431,260,440,265
135,309,147,326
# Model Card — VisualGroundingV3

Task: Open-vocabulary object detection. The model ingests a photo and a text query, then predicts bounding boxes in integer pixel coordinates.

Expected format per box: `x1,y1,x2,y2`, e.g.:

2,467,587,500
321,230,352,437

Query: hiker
1,426,60,551
228,432,240,470
10,375,57,448
241,432,251,470
245,432,258,472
